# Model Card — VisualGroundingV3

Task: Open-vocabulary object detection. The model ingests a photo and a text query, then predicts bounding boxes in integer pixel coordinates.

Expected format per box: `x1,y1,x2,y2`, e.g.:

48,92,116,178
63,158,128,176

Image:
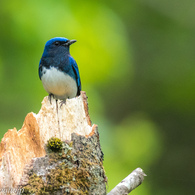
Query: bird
39,37,81,101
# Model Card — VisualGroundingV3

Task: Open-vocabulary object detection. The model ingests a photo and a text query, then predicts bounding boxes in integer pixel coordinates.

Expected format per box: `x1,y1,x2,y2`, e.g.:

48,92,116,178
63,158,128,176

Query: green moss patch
22,139,105,194
46,137,63,152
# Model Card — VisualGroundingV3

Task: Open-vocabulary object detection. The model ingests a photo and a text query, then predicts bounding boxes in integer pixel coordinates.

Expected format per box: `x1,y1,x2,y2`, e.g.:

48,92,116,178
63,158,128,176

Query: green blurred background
0,0,195,194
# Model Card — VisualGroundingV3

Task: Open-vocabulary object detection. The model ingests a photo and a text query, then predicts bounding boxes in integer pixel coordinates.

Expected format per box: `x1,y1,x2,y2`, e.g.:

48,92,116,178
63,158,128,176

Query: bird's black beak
67,39,77,46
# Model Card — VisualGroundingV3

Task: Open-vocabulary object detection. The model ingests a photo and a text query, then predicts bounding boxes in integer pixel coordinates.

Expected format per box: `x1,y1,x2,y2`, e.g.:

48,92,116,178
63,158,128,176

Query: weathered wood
107,168,146,195
0,92,107,194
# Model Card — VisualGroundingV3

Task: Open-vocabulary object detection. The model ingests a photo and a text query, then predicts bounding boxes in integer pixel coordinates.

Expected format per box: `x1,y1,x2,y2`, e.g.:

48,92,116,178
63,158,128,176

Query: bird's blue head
42,37,76,57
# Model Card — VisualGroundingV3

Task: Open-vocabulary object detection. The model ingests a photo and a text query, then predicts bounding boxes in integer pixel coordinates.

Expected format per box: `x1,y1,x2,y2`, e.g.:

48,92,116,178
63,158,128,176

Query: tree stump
0,92,107,194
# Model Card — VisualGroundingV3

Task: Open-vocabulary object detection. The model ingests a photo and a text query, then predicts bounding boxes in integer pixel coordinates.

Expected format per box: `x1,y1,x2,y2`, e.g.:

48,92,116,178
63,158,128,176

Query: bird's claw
60,100,66,108
48,94,54,104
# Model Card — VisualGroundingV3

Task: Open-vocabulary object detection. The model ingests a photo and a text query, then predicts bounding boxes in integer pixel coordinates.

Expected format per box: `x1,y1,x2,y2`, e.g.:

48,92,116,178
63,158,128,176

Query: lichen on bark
20,126,107,195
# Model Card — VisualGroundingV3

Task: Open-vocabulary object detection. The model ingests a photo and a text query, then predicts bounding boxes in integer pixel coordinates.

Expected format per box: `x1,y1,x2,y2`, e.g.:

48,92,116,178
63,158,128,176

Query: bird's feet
48,94,55,104
59,99,66,108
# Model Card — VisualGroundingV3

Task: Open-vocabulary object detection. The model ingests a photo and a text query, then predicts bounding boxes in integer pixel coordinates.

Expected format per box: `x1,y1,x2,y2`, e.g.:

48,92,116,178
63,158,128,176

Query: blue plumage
39,37,81,100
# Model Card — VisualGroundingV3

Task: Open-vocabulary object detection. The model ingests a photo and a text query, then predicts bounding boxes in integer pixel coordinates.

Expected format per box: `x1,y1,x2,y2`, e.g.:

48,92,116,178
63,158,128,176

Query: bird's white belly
41,67,77,100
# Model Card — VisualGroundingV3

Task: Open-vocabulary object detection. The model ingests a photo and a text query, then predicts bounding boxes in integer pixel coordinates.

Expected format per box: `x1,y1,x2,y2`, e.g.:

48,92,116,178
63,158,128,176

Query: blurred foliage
0,0,195,194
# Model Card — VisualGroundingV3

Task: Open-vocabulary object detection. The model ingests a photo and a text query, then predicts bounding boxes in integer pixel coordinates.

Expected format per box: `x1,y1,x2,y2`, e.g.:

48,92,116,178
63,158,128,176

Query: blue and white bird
39,37,81,100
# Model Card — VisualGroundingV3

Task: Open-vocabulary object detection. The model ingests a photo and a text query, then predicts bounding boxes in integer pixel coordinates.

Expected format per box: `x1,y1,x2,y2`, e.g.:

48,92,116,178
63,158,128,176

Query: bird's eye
54,41,60,46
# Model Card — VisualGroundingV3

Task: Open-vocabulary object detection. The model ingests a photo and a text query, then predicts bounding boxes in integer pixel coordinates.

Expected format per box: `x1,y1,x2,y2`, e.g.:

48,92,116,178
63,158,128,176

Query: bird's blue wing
38,59,43,80
69,56,81,95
